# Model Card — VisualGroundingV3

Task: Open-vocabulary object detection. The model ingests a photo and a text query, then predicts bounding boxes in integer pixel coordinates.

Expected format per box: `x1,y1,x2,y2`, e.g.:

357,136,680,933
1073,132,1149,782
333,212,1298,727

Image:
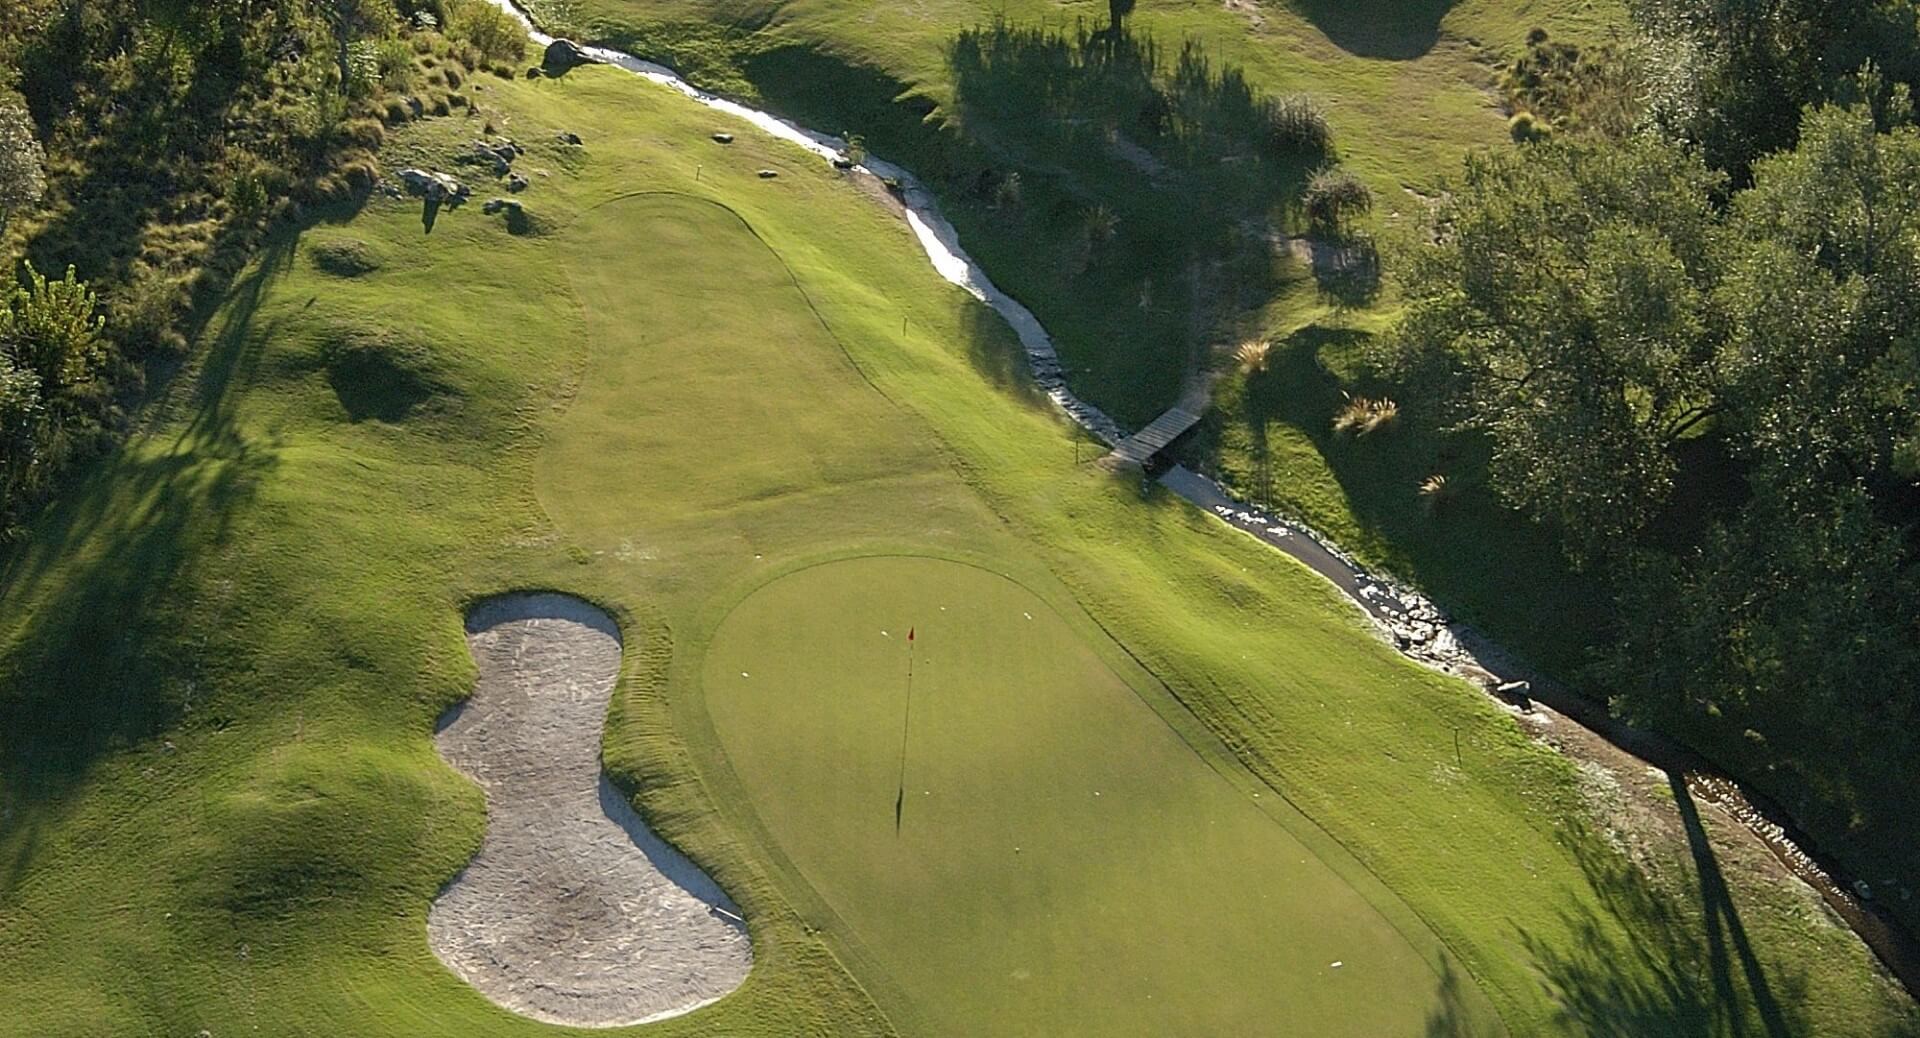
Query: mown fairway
1,57,1914,1038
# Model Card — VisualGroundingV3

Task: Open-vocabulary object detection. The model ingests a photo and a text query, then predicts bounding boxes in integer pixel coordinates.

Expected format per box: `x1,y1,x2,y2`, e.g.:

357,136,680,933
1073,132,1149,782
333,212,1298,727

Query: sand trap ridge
429,593,751,1027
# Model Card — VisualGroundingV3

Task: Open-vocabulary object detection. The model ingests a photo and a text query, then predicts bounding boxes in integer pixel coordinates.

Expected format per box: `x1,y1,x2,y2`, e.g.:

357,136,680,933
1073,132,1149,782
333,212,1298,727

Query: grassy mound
309,238,384,278
318,324,453,423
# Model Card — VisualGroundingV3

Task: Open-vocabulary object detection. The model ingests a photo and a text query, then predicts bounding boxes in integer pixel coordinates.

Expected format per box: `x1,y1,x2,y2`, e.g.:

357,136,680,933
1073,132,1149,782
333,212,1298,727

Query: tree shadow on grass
940,21,1323,426
0,230,296,894
1290,0,1456,60
1214,324,1603,673
1422,955,1504,1037
734,25,1327,427
1519,819,1812,1038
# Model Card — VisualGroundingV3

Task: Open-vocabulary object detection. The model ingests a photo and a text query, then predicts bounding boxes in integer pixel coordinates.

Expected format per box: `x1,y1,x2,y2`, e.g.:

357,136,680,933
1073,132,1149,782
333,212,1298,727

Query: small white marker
1331,961,1344,969
882,630,890,637
1023,612,1033,620
741,672,750,678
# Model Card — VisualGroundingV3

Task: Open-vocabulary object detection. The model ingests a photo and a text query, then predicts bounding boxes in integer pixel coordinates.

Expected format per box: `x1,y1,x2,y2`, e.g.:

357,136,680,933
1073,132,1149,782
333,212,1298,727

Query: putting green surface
701,555,1473,1036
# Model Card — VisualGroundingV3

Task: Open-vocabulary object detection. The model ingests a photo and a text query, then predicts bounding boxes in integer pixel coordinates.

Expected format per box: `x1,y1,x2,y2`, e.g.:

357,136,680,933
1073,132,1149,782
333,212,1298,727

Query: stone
466,139,517,175
525,67,543,79
711,132,734,144
397,168,468,203
543,38,596,74
482,197,523,215
507,173,529,193
832,156,855,170
556,131,584,146
757,169,779,179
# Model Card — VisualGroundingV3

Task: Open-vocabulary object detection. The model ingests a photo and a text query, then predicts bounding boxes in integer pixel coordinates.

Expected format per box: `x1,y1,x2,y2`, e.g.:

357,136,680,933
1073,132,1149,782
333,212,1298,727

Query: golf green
701,555,1482,1036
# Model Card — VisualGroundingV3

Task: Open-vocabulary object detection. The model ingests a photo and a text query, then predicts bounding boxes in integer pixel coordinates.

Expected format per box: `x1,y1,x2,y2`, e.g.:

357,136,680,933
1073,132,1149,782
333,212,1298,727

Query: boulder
556,131,584,146
711,132,734,144
483,198,523,215
506,173,529,193
543,39,596,74
397,168,468,203
757,168,779,179
466,139,517,175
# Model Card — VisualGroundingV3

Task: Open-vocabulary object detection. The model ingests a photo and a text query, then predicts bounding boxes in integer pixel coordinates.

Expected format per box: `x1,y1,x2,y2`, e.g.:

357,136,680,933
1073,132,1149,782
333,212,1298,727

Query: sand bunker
429,593,751,1027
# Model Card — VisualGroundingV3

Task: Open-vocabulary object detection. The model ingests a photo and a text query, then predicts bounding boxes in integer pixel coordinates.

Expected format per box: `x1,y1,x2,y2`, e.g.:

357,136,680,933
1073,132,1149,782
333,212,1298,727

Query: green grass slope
0,59,1912,1037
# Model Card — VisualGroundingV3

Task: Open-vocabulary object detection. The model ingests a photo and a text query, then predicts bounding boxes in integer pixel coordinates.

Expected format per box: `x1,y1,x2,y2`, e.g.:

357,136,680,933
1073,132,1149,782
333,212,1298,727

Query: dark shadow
1517,823,1811,1037
1423,955,1499,1037
961,297,1049,410
721,28,1321,428
1670,773,1793,1038
0,228,299,894
1290,0,1456,60
1200,324,1605,672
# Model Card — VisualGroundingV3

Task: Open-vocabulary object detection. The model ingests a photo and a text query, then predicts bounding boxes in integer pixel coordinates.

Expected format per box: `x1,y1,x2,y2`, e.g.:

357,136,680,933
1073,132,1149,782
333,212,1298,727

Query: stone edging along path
476,0,1920,999
430,594,751,1027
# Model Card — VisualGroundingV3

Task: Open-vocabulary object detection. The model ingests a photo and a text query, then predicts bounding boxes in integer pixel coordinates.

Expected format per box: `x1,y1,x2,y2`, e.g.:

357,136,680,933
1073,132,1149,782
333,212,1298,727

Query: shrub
445,0,529,65
1509,110,1553,143
1332,394,1399,436
1265,94,1331,156
345,40,384,99
376,36,416,90
1234,338,1271,374
993,170,1023,209
226,167,270,221
1303,166,1373,236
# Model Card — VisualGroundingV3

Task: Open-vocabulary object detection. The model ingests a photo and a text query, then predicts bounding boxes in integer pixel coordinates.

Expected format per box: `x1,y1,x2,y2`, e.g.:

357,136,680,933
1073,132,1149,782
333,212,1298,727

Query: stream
478,0,1920,1001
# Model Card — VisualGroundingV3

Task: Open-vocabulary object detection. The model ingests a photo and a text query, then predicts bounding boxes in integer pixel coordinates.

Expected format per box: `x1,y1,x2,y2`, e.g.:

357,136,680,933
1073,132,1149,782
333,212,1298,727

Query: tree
1108,0,1136,34
0,262,106,414
1603,477,1920,824
0,95,46,237
0,349,43,507
1631,0,1920,178
1717,99,1920,484
316,0,399,93
1382,138,1724,563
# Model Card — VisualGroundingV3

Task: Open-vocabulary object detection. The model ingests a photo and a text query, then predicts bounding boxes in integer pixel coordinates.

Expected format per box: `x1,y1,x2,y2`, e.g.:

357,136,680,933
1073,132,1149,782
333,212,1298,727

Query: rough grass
0,61,1913,1038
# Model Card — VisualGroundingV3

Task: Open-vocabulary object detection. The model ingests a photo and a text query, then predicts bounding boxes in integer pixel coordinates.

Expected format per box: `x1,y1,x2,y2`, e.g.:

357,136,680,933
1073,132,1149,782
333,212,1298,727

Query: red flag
908,627,915,641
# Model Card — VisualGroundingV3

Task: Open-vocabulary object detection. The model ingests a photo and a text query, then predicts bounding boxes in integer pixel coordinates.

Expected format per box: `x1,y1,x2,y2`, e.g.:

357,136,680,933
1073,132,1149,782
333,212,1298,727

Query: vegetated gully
480,0,1920,999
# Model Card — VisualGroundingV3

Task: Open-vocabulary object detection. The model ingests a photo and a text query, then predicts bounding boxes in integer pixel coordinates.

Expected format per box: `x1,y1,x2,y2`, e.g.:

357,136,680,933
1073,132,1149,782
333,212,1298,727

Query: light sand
428,593,751,1027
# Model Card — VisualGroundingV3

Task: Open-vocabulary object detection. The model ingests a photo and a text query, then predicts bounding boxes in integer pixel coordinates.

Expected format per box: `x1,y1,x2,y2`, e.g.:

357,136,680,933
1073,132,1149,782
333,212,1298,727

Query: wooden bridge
1104,379,1212,467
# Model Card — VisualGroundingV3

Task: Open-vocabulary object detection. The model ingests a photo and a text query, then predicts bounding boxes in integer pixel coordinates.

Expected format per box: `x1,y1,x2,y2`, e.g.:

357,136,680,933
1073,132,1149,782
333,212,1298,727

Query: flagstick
894,627,916,834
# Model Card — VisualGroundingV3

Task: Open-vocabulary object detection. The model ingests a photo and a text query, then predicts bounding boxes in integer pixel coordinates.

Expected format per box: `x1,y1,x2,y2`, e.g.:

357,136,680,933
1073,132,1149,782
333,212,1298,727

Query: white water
483,1,1127,445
